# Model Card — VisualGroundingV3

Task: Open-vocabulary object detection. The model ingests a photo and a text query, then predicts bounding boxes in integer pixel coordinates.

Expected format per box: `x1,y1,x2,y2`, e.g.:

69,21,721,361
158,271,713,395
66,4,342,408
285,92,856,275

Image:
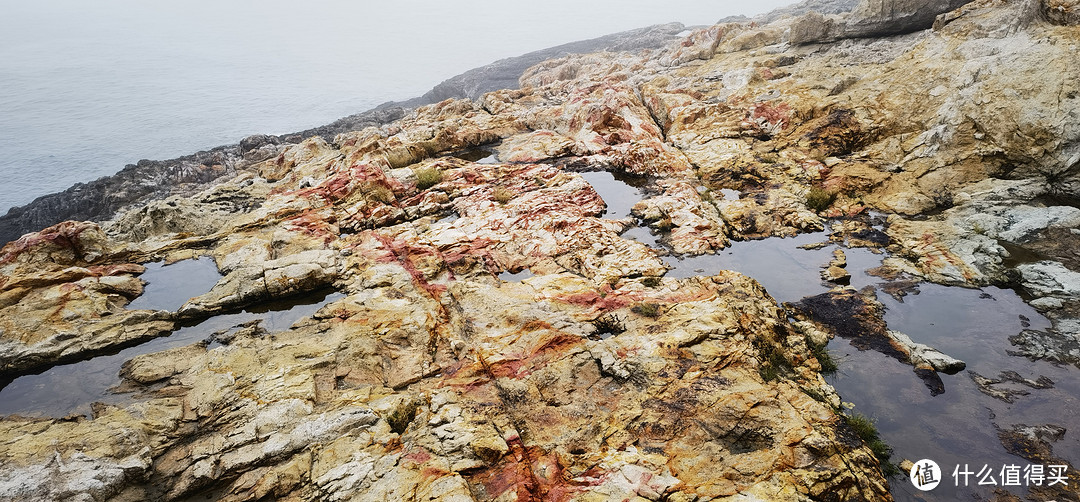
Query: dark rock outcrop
845,0,974,37
0,106,409,247
1042,0,1080,24
754,0,861,24
0,147,239,247
397,23,690,106
790,0,975,44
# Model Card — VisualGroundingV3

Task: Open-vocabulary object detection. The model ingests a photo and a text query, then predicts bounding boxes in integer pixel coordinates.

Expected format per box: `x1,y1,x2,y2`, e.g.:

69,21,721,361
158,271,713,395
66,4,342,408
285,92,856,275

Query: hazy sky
2,1,797,93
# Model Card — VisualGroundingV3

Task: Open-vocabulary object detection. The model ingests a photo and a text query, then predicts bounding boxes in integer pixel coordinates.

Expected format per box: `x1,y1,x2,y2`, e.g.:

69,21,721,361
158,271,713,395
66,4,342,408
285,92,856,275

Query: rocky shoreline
0,24,693,248
3,0,1080,500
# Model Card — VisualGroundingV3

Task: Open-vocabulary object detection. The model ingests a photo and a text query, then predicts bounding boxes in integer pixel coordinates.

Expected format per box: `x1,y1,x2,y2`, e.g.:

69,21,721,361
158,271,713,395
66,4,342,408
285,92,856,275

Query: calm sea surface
0,0,790,213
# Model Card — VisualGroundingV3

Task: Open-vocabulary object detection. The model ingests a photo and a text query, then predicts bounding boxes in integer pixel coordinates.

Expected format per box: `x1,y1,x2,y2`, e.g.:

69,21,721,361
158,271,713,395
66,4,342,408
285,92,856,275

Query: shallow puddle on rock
452,146,498,164
827,284,1080,501
126,256,222,311
578,170,648,220
661,227,1080,500
499,269,533,282
620,225,664,249
663,231,885,303
999,239,1049,269
436,211,460,225
578,170,665,249
0,290,345,419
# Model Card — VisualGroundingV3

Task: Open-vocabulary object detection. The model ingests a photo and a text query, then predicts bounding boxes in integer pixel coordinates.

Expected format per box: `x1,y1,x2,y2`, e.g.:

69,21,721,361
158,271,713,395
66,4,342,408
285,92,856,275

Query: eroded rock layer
4,0,1080,500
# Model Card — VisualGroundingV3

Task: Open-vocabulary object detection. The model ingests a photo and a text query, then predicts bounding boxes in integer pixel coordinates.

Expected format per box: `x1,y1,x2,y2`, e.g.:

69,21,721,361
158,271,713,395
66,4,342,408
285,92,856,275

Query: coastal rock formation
0,221,174,377
0,24,691,247
789,0,975,44
754,0,861,25
845,0,975,37
4,0,1080,499
995,422,1080,500
0,218,890,501
1043,0,1080,25
6,272,885,499
885,330,966,374
401,23,691,106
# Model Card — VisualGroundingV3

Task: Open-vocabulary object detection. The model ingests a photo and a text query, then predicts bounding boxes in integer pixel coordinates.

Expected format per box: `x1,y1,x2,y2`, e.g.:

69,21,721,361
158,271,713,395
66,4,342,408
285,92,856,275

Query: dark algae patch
790,288,904,358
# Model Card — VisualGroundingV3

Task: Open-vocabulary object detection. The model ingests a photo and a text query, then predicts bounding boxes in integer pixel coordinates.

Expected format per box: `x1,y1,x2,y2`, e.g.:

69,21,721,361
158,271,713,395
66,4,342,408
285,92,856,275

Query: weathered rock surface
995,422,1080,501
398,23,691,107
1043,0,1080,25
1009,321,1080,368
885,330,966,374
0,221,175,377
845,0,975,38
0,257,891,500
969,369,1054,403
5,0,1080,499
789,0,975,44
0,94,892,499
754,0,861,25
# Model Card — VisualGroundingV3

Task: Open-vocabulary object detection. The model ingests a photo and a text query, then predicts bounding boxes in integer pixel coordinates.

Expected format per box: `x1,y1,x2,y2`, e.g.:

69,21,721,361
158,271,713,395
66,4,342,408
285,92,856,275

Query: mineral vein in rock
3,0,1080,500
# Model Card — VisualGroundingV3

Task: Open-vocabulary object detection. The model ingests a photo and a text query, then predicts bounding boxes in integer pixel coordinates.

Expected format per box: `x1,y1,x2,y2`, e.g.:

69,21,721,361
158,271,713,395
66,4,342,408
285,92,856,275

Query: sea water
0,0,792,213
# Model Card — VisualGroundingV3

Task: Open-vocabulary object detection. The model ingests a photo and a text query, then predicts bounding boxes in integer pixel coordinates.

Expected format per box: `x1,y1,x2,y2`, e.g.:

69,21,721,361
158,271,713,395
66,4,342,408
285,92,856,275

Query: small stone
831,248,847,268
1030,297,1064,310
888,330,966,374
470,435,509,464
821,265,851,284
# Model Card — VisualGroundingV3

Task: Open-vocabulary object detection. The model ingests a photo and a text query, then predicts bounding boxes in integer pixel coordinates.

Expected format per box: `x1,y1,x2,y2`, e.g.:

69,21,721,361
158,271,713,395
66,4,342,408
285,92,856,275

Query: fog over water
0,0,792,213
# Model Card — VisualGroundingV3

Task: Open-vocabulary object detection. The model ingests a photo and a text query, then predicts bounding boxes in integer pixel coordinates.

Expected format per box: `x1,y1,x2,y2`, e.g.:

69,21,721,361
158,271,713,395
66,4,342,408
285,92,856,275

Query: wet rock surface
788,288,963,394
0,94,891,500
994,422,1080,501
0,261,892,500
4,0,1080,499
970,370,1055,403
0,221,175,378
820,248,851,284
